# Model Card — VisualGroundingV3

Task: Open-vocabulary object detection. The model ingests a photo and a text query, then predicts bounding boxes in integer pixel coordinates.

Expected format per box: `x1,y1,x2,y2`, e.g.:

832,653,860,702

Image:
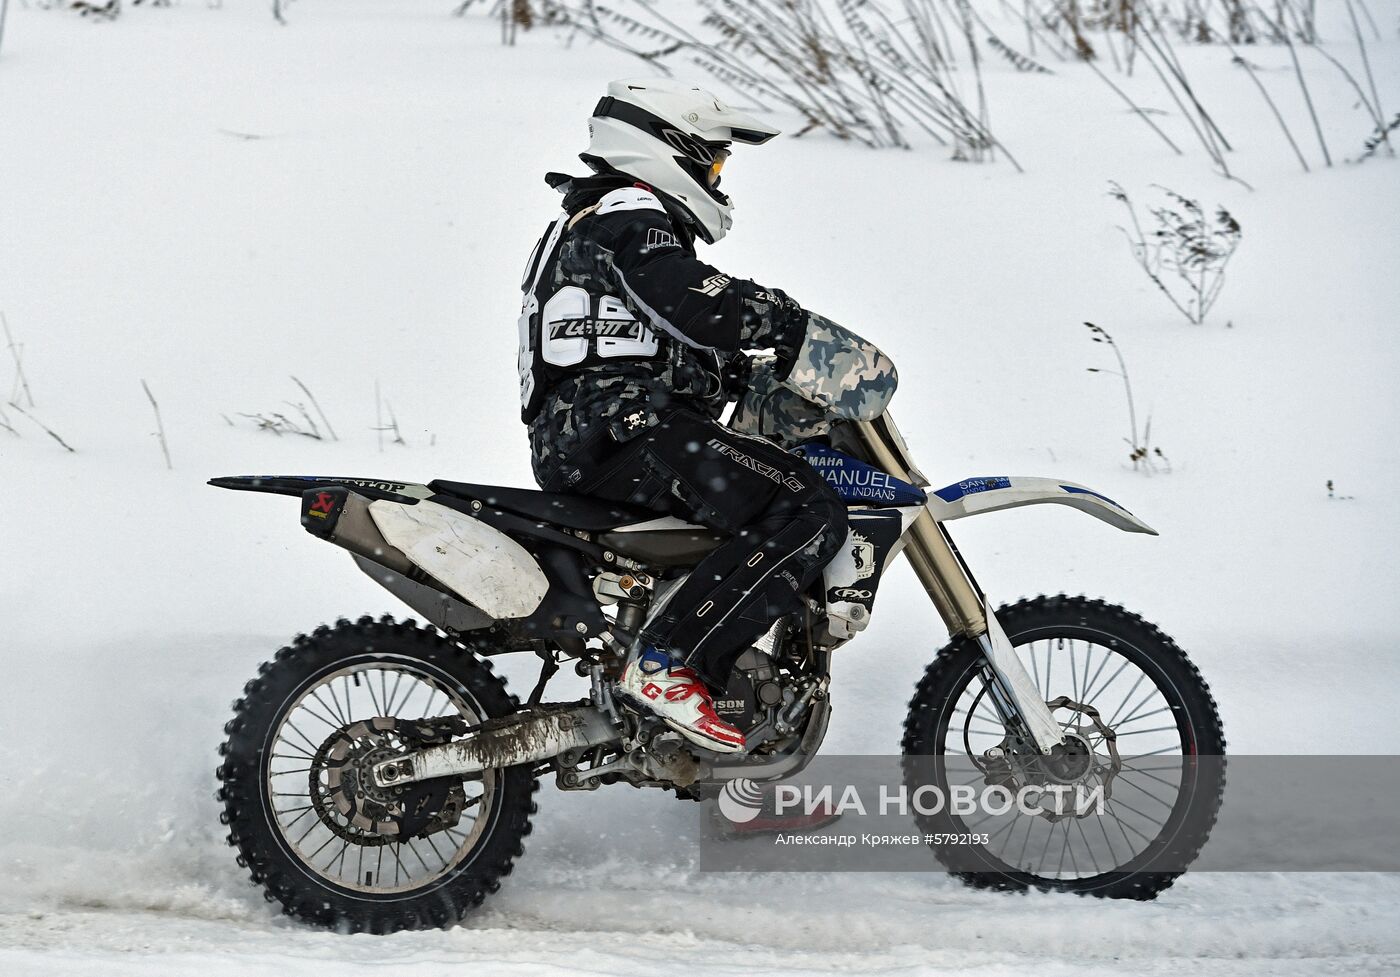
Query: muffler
371,705,619,786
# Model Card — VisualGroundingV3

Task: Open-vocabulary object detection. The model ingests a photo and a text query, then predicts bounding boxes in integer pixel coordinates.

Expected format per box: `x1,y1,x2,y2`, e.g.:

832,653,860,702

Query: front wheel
901,595,1225,900
216,616,537,931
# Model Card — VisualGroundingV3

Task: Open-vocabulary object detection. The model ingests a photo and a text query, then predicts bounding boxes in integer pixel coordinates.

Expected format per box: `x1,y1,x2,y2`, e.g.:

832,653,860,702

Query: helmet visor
706,147,730,188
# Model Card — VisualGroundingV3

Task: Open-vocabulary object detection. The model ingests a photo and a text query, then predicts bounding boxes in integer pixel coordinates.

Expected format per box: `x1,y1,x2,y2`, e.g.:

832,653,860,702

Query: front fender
927,476,1157,535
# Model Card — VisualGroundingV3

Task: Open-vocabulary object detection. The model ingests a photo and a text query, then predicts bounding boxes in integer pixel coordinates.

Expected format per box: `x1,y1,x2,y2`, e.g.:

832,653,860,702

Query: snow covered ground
2,1,1399,973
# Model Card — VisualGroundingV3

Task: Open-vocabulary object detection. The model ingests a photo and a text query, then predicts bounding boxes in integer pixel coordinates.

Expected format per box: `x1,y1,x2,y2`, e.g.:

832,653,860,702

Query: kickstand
527,650,560,707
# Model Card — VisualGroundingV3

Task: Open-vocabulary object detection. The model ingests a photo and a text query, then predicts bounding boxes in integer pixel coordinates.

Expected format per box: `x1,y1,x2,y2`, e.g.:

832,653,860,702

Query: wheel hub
1040,731,1094,784
322,718,410,836
976,697,1125,821
309,715,474,842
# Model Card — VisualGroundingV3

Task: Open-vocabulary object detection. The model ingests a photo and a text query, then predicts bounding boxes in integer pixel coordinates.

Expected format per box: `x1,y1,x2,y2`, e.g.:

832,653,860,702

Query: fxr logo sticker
706,438,805,492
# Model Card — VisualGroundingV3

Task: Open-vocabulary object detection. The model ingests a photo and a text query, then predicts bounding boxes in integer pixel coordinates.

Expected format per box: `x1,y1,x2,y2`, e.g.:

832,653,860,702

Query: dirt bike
212,327,1224,932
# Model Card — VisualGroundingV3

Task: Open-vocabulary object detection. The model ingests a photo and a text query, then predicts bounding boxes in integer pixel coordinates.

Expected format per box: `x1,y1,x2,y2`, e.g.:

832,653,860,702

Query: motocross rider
518,79,848,753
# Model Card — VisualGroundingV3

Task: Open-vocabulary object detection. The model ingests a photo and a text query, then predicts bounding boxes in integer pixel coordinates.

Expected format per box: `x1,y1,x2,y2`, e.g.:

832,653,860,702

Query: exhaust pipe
371,705,619,786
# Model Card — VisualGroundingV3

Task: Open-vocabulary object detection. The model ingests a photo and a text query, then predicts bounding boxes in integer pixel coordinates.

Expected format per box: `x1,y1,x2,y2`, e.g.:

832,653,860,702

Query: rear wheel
901,595,1225,900
217,616,536,931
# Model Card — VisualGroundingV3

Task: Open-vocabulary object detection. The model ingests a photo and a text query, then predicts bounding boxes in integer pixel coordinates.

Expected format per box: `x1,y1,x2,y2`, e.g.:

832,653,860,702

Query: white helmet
582,78,780,244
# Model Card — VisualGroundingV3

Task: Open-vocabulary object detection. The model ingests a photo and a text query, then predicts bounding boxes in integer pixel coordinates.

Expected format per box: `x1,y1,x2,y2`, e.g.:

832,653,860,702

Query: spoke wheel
218,616,537,931
902,595,1225,900
268,663,493,894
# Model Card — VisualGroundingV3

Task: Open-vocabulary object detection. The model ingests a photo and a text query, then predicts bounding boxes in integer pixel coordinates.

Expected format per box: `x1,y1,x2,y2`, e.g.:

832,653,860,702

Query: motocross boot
619,647,746,754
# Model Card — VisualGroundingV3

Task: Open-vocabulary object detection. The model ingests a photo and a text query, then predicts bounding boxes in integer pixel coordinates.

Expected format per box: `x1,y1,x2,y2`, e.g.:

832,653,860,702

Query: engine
712,646,788,736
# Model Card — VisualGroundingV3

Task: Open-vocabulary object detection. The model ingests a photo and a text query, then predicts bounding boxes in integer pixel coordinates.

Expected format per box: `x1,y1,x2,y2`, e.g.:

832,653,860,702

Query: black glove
769,293,809,382
723,351,773,395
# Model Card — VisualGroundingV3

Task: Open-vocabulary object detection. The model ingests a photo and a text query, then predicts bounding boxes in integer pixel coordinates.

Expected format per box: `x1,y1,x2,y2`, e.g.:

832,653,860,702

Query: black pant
545,410,848,686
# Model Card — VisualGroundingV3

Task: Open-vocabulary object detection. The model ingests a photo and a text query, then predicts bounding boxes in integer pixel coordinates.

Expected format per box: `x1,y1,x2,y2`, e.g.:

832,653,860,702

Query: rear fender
927,476,1158,535
208,474,434,503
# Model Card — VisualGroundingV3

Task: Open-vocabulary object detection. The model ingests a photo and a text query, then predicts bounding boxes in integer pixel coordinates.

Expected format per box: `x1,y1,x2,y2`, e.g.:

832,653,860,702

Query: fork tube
851,421,987,637
904,512,988,637
853,418,1065,753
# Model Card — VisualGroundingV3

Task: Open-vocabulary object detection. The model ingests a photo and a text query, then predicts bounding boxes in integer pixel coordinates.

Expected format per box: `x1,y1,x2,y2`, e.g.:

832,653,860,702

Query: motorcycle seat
429,479,657,532
429,480,727,567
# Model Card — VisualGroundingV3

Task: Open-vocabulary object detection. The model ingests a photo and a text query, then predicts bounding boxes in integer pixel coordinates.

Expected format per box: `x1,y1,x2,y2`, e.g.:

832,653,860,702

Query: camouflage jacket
524,172,807,487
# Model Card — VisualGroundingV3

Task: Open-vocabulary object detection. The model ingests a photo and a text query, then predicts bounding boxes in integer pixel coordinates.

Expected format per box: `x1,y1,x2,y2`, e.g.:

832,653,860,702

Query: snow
2,1,1399,974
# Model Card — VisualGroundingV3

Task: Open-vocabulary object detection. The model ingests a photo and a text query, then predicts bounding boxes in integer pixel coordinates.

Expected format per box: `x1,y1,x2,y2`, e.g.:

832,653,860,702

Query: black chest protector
517,211,665,423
